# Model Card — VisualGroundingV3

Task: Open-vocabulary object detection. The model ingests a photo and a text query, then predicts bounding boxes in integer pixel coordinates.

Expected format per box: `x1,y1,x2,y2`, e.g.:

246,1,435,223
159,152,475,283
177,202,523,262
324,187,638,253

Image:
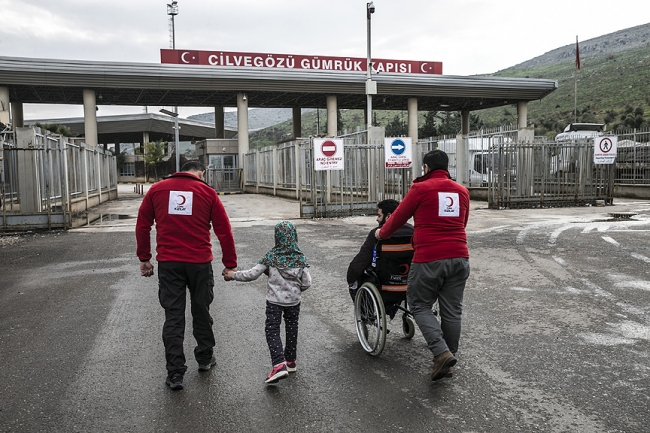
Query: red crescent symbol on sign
181,52,190,63
177,195,186,205
446,196,454,207
399,263,410,274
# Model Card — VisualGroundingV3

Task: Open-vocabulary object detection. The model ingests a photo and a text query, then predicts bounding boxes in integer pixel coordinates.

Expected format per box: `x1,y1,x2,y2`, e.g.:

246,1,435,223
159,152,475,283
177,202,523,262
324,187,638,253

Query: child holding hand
224,221,311,384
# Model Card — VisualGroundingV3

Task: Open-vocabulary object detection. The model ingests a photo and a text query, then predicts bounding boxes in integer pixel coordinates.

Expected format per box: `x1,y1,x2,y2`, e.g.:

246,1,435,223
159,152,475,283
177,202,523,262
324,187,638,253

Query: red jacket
136,172,237,267
377,169,469,263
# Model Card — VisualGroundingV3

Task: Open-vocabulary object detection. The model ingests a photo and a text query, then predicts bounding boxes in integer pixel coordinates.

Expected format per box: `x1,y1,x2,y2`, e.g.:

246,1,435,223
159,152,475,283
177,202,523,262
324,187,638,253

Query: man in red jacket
136,161,237,390
376,150,470,382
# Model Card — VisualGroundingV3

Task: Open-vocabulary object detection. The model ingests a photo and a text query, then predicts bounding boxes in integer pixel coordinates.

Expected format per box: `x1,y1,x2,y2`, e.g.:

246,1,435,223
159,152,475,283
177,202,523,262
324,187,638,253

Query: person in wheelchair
346,199,414,318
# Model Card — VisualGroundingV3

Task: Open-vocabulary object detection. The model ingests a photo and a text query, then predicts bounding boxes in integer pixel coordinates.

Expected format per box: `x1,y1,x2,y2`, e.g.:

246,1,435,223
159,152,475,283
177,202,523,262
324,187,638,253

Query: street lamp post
366,2,376,129
160,109,180,172
166,1,180,171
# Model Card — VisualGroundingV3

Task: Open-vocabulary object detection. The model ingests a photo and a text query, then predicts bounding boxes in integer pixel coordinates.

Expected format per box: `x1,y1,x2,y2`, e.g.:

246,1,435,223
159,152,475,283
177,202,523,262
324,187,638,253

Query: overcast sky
1,0,648,120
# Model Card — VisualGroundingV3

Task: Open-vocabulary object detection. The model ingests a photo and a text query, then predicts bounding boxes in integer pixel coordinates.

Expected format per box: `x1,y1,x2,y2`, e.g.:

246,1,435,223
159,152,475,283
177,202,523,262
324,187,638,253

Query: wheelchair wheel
402,314,415,339
354,282,387,356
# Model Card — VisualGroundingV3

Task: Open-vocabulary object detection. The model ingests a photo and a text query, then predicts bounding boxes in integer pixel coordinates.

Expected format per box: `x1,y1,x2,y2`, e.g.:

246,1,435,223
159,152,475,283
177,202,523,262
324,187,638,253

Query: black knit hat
423,150,449,172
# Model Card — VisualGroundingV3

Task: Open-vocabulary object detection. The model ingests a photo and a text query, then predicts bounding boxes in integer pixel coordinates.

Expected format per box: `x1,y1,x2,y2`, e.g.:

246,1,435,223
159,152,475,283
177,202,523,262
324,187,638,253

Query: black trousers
158,261,215,375
265,301,300,366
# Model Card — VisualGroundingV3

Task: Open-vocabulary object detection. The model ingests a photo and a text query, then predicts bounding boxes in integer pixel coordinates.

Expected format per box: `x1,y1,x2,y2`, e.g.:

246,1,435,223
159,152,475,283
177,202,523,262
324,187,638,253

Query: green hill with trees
220,22,650,148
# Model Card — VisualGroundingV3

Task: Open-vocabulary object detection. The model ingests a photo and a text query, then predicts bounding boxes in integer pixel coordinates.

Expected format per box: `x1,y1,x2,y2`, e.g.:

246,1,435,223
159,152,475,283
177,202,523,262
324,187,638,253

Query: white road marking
553,256,567,266
631,253,650,263
601,236,620,246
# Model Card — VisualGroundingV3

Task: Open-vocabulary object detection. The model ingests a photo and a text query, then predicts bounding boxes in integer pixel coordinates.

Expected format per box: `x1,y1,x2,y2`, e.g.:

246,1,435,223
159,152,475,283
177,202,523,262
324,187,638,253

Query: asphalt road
1,185,649,432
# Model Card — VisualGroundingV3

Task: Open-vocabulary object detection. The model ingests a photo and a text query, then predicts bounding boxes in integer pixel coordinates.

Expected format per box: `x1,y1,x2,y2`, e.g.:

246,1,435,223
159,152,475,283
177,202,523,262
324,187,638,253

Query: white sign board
384,137,413,168
314,138,344,171
594,136,617,164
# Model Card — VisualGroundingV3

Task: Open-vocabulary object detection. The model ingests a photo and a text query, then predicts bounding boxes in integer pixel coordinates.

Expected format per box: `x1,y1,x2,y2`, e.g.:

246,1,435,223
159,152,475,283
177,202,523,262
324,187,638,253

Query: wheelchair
353,236,417,356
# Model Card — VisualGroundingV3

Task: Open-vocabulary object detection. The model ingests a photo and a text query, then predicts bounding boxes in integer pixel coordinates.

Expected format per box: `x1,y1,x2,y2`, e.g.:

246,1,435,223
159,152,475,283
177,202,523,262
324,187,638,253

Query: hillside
189,108,315,130
476,22,650,137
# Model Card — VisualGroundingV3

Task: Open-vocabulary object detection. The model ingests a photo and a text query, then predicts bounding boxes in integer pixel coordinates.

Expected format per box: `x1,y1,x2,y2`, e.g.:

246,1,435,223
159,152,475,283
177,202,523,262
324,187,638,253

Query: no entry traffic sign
314,138,344,171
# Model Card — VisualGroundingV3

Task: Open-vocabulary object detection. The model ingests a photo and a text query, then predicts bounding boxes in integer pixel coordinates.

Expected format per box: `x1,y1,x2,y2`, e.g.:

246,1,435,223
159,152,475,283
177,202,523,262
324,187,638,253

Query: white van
551,123,606,174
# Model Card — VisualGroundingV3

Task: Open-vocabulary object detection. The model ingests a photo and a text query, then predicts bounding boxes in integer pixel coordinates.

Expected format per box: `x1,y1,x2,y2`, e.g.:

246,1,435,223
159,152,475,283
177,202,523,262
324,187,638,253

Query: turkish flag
576,37,581,70
179,50,200,64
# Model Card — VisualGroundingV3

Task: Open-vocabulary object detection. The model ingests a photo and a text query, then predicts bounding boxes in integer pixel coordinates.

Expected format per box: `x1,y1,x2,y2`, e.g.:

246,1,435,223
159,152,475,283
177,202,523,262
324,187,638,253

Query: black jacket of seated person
347,222,414,288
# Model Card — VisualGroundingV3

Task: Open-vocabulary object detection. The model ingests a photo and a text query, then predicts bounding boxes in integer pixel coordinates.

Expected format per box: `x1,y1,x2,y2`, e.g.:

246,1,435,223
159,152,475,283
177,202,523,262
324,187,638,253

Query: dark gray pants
158,261,215,375
407,258,470,357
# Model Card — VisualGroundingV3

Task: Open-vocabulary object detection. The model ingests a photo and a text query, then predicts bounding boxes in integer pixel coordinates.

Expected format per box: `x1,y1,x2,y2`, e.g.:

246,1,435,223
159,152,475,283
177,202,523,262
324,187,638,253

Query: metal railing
1,127,117,230
613,127,650,184
485,139,614,209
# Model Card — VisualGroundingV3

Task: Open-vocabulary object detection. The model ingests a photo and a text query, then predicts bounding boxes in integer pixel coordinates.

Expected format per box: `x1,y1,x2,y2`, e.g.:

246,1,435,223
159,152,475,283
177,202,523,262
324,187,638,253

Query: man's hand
140,261,154,277
374,229,382,240
222,267,236,281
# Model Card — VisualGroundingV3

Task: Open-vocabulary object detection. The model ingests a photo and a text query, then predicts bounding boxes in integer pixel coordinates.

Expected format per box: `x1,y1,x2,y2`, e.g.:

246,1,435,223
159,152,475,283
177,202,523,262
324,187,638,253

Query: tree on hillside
385,114,407,137
419,111,439,138
144,140,166,181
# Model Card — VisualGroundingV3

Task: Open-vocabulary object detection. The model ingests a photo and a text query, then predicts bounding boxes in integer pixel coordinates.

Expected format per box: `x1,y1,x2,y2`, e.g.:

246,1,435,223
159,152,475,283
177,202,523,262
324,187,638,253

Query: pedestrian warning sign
594,136,617,164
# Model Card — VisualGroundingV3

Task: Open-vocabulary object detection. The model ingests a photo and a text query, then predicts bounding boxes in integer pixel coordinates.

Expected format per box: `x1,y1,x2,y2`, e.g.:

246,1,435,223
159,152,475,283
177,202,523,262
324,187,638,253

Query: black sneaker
165,372,184,390
198,356,217,372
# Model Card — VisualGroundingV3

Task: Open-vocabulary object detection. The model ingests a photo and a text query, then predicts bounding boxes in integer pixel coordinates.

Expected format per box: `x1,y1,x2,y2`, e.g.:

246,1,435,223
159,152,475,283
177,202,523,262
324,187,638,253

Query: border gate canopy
0,56,557,112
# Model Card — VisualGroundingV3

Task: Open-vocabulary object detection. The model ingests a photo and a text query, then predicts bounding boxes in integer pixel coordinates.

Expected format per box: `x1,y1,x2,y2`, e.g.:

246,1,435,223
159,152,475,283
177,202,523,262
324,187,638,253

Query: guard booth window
209,155,237,181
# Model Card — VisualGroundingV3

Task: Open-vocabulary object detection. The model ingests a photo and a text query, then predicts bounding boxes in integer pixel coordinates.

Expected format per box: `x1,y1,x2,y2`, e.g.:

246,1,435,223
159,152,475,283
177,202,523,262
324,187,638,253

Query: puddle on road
71,213,135,228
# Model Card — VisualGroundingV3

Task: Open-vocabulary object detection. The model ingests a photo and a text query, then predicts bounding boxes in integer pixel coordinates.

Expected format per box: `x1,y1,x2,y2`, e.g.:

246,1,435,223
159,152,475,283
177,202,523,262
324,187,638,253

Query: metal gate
486,138,615,209
299,138,413,218
205,168,243,193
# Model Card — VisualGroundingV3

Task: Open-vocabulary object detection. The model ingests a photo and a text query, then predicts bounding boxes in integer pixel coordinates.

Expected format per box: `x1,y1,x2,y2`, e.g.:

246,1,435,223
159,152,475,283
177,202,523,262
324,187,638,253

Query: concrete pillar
408,98,419,181
214,106,225,138
407,98,418,141
15,127,40,212
461,110,470,135
237,93,249,170
517,101,528,129
294,139,301,200
292,107,301,139
11,101,24,128
0,86,9,126
456,110,471,187
83,89,98,148
325,95,337,204
326,96,337,137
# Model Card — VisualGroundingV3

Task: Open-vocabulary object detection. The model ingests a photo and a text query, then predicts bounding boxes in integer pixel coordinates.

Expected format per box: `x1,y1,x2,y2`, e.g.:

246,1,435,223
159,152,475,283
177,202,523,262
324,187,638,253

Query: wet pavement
1,184,649,432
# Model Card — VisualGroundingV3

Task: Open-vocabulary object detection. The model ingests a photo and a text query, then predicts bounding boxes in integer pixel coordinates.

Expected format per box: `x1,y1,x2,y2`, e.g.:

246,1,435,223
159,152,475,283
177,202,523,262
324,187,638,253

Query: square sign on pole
314,138,344,171
384,137,412,168
594,136,617,164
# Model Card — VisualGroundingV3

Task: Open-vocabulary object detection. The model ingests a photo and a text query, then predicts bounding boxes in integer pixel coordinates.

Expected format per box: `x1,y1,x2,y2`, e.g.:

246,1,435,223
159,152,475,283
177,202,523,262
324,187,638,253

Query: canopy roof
0,56,557,112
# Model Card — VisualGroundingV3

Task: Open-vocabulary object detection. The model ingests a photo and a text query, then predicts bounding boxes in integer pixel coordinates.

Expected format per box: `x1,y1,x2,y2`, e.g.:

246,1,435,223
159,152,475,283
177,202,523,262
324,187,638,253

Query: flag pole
574,36,579,123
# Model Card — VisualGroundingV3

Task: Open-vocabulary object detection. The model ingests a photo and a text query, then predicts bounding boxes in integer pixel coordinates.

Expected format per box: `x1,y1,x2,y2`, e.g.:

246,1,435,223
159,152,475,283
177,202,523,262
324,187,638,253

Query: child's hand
222,268,236,281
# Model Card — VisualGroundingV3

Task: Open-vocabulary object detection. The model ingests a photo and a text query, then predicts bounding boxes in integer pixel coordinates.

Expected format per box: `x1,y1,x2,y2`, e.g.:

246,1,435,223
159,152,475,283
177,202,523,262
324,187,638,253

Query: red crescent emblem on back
446,196,454,207
176,195,186,206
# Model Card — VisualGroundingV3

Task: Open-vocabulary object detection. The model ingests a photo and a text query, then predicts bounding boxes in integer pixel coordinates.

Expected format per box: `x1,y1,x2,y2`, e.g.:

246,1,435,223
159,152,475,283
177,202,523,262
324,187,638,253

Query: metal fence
613,127,650,184
241,125,646,216
1,127,117,230
204,168,242,192
484,139,614,208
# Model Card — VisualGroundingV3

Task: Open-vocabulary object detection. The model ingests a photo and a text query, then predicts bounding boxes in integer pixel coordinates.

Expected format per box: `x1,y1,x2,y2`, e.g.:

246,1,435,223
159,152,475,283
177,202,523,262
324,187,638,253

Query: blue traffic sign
391,139,406,155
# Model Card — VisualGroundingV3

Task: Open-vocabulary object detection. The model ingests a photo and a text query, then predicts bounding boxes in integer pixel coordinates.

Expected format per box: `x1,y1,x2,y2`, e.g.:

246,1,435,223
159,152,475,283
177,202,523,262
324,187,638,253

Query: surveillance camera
242,94,247,101
367,2,375,13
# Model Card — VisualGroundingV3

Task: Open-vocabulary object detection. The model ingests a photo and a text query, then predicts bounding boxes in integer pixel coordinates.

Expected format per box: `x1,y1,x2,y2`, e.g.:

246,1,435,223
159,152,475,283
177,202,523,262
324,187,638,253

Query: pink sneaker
286,360,297,372
265,363,289,384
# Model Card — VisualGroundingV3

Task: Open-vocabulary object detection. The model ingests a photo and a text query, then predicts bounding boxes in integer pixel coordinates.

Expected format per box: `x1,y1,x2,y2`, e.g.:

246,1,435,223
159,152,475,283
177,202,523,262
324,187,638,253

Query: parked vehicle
550,123,606,175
